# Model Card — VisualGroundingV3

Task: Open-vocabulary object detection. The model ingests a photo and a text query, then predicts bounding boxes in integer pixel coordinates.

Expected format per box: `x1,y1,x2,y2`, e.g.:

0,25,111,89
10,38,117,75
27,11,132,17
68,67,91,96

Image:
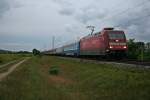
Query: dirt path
0,60,17,69
0,57,30,81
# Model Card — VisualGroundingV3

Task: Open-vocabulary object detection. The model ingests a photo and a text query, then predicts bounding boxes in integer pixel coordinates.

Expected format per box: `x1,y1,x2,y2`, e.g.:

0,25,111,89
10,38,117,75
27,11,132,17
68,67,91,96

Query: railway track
58,56,150,69
115,59,150,66
102,59,150,68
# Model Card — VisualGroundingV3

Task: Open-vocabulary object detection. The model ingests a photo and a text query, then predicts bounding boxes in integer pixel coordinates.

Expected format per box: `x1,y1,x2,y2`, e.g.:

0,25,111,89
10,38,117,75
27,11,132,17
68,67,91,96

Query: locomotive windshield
108,32,125,39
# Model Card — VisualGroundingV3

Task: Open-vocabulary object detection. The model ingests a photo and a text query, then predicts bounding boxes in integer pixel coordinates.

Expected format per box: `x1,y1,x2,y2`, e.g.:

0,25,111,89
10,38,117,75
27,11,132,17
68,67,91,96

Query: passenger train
45,28,128,58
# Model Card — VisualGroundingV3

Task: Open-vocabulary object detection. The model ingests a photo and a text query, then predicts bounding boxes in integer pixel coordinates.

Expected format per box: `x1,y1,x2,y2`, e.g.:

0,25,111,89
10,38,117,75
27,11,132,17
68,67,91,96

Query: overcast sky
0,0,150,51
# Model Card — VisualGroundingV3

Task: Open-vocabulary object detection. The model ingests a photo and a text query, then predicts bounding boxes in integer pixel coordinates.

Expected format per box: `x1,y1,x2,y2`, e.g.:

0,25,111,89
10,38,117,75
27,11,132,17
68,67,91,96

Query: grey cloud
54,0,107,24
53,0,76,16
52,0,72,5
50,0,150,42
75,6,107,24
0,0,22,18
112,1,150,41
59,6,75,16
65,24,80,33
0,43,33,51
0,0,10,17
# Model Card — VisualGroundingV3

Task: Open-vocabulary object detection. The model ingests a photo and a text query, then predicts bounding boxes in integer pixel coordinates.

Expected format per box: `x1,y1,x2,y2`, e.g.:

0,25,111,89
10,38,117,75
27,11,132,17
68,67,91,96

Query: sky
0,0,150,51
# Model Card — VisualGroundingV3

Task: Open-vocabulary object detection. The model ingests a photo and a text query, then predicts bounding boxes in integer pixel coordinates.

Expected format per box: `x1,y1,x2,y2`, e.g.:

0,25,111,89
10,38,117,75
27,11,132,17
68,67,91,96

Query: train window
108,32,125,39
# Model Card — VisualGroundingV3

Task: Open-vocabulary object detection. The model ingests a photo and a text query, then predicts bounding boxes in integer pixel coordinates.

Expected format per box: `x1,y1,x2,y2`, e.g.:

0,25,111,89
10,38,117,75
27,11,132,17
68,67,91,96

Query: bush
49,66,60,75
0,57,2,63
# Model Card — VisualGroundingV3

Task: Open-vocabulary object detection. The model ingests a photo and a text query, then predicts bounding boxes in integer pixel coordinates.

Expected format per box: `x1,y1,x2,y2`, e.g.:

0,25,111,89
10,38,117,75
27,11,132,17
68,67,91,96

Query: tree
145,42,150,60
127,39,150,60
127,39,138,59
146,42,150,52
136,42,145,60
32,49,41,56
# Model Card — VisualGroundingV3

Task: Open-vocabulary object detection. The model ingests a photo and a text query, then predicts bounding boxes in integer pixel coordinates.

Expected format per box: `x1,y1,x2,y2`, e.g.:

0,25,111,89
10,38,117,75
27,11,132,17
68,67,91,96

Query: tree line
127,39,150,60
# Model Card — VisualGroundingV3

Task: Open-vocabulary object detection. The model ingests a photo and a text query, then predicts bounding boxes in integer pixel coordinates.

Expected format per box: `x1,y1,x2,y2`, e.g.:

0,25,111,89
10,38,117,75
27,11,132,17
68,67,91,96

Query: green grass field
0,56,150,100
0,54,30,65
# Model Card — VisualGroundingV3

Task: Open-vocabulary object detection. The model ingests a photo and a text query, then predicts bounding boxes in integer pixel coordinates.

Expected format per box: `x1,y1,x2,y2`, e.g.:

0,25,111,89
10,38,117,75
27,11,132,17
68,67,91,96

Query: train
45,28,128,58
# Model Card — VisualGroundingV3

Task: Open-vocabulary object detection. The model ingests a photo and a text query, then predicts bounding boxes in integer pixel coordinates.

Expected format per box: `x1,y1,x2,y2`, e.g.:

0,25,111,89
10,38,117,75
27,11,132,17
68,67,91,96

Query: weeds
49,66,60,75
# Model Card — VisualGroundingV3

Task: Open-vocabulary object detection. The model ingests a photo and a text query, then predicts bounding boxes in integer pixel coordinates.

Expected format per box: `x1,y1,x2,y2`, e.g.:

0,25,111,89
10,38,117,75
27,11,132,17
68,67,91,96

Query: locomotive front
104,28,128,56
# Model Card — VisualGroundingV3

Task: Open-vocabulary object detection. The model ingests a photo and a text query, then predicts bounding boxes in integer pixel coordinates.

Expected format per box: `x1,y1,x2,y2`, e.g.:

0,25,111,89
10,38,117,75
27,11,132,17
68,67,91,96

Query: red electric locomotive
80,28,128,57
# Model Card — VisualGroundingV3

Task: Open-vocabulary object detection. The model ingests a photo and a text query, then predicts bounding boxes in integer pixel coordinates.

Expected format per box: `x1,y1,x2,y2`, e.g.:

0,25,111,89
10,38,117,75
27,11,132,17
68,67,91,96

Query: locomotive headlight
123,46,127,49
110,46,113,49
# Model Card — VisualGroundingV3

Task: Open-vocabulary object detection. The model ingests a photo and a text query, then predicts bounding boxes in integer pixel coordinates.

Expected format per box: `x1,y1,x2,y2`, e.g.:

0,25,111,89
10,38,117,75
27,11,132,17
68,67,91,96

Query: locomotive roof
82,28,124,40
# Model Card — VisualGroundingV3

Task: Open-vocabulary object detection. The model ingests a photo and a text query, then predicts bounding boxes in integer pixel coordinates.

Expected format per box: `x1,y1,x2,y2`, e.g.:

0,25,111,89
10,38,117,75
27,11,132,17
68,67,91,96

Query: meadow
0,54,29,65
0,56,150,100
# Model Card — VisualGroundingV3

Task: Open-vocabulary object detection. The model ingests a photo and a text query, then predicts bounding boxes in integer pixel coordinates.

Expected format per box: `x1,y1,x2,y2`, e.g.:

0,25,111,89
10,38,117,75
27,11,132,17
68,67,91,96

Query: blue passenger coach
63,42,80,56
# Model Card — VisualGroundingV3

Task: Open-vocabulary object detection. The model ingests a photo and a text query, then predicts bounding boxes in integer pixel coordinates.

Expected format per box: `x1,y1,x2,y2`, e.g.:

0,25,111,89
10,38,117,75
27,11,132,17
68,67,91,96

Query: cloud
53,0,107,24
0,0,10,17
112,0,150,41
0,0,22,18
0,43,33,51
75,6,107,24
52,0,150,42
53,0,76,16
59,6,75,16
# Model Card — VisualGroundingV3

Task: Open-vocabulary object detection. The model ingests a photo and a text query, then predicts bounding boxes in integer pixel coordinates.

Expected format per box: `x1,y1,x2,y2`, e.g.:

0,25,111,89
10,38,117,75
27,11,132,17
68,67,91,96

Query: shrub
0,57,2,63
49,66,60,75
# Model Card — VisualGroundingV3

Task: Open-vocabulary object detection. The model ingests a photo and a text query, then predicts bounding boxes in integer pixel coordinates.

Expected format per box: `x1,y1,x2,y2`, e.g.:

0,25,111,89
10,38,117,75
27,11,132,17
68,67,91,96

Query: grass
0,54,30,73
49,66,60,75
0,54,29,65
0,58,24,73
0,61,17,73
0,56,150,100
